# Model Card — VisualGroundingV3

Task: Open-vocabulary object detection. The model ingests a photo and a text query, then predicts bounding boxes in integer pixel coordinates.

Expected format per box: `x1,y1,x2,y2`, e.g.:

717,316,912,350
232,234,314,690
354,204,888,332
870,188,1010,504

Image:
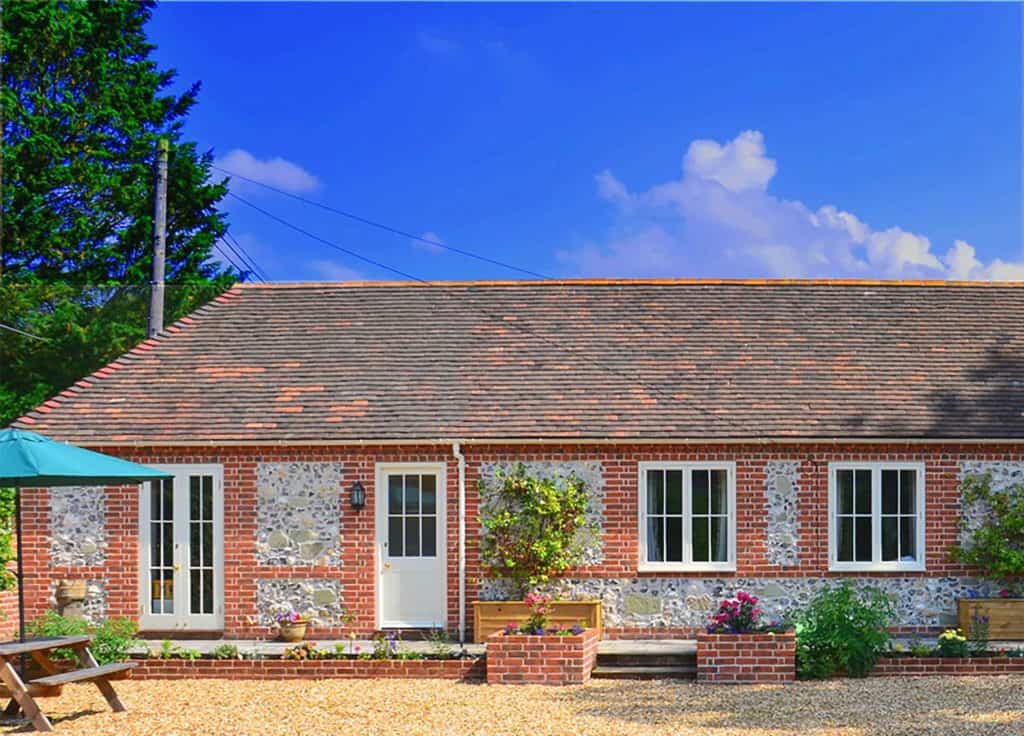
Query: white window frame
637,461,737,573
828,461,926,573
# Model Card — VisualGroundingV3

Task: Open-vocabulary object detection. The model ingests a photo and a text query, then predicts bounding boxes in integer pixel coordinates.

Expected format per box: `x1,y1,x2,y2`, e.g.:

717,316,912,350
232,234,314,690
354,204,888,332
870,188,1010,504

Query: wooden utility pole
148,138,169,337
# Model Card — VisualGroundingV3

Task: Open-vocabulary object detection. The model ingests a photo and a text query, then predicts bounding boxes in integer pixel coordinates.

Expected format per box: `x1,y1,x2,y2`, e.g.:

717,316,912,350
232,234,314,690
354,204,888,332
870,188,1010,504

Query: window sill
828,562,926,573
637,563,737,574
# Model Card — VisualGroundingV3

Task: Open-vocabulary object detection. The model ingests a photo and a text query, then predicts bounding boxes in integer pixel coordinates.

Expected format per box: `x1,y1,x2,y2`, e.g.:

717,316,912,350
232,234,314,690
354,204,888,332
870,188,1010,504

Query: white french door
138,465,224,631
376,463,447,628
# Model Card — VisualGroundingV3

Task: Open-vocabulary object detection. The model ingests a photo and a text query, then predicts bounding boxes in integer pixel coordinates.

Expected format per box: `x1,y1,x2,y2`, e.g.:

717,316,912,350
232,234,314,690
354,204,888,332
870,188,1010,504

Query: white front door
376,463,447,628
138,464,224,631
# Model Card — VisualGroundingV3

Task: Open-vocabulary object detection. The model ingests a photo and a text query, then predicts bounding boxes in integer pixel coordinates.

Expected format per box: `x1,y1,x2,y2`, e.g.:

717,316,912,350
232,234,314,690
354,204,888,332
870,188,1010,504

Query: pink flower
1000,589,1012,598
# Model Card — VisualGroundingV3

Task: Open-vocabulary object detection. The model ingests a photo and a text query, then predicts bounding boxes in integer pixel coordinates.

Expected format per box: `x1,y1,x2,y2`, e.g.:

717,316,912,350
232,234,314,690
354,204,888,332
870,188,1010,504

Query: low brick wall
131,657,485,681
872,656,1024,677
486,628,600,685
0,588,18,640
697,632,796,684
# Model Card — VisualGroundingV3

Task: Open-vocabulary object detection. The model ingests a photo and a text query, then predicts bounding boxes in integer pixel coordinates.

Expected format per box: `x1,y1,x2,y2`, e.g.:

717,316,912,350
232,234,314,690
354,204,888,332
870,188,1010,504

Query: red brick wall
0,588,18,640
15,442,1023,638
696,632,796,683
486,628,600,685
131,656,484,680
871,656,1024,677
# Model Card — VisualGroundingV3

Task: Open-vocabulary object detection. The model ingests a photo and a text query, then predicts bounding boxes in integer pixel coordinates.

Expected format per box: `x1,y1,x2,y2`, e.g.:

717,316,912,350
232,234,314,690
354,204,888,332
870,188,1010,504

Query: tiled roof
13,279,1024,443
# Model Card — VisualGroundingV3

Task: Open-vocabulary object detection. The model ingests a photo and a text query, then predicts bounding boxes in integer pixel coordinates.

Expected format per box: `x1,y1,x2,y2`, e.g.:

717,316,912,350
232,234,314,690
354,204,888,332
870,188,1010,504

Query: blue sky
149,2,1023,282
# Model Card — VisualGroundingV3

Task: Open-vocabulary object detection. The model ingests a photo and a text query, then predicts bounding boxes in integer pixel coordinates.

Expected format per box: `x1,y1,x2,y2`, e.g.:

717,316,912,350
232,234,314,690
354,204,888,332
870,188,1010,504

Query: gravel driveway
2,676,1021,735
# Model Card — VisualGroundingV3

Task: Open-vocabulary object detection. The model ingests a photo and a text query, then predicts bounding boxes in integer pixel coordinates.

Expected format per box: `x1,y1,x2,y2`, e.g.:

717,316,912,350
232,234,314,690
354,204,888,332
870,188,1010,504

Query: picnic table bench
0,635,135,732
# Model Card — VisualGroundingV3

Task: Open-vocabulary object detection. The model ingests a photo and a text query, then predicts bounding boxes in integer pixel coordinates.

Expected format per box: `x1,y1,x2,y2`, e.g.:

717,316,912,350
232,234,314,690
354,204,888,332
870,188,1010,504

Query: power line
211,164,550,279
214,241,262,283
218,234,268,283
223,230,272,282
227,190,750,435
0,323,49,341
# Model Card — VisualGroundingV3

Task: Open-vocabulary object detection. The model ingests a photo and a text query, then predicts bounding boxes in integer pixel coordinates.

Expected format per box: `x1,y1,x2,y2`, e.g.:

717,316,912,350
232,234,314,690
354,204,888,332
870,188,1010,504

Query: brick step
591,664,697,680
596,653,696,668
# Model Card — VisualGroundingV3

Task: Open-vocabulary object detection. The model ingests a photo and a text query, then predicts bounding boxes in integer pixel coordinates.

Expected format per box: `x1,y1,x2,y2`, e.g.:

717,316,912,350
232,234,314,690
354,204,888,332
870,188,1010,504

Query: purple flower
571,624,584,635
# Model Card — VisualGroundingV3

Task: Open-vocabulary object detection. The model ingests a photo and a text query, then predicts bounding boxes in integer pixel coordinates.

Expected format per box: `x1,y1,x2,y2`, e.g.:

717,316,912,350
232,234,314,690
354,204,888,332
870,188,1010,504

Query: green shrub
951,474,1024,594
27,611,139,665
212,643,240,660
794,582,895,678
479,464,595,596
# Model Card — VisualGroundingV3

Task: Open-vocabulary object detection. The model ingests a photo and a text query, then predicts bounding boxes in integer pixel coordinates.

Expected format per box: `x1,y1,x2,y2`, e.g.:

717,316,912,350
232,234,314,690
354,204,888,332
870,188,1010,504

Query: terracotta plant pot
278,620,309,643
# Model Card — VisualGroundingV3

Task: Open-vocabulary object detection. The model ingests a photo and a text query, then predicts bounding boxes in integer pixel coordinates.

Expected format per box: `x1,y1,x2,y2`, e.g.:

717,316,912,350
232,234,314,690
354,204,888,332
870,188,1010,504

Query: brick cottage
10,280,1024,641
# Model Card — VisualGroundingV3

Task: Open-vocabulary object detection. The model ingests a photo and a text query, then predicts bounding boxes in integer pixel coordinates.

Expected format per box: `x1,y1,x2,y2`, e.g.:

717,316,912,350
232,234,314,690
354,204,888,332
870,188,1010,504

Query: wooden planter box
486,628,600,685
696,631,796,684
958,598,1024,640
472,600,602,643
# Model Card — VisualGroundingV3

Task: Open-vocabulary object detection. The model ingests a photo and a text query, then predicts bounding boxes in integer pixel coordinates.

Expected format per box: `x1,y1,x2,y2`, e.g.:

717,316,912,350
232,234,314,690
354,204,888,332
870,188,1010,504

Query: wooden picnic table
0,635,135,732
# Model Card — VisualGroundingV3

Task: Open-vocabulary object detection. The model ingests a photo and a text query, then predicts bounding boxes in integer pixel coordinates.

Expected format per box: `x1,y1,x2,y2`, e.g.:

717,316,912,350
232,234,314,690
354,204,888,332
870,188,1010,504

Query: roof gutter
62,436,1024,448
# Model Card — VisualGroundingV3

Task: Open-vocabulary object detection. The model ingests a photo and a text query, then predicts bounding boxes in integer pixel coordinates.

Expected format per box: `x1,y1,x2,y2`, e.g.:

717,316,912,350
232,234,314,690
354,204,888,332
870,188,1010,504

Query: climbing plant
479,464,595,597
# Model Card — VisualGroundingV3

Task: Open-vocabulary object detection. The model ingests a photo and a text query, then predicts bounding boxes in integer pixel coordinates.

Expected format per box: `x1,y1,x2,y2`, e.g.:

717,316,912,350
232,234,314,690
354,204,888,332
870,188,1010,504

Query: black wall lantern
350,480,366,510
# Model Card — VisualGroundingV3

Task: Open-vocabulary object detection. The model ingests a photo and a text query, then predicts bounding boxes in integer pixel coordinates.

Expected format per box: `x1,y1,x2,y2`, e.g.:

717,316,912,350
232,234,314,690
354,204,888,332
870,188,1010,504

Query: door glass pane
855,517,872,561
150,482,162,521
710,470,728,514
665,471,682,515
646,518,663,562
388,517,403,557
837,517,853,561
202,523,213,567
202,476,213,520
692,470,709,515
881,517,898,561
190,476,200,520
900,470,916,514
388,475,403,515
162,523,173,566
837,470,854,514
190,523,200,566
421,475,436,514
405,475,420,515
202,568,213,614
422,517,437,557
665,517,682,562
162,480,173,520
900,517,917,561
190,570,201,615
405,517,420,556
854,470,871,513
692,517,710,562
646,471,664,514
881,470,898,515
710,517,728,562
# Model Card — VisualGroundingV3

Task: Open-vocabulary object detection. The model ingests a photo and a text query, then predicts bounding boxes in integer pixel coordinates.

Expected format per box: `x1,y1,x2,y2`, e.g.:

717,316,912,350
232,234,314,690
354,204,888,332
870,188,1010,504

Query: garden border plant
794,582,895,679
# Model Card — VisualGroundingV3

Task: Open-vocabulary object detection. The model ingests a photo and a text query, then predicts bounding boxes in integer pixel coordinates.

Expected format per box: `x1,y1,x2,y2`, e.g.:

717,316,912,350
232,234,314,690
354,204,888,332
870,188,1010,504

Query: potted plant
275,611,309,643
951,474,1024,639
473,464,602,642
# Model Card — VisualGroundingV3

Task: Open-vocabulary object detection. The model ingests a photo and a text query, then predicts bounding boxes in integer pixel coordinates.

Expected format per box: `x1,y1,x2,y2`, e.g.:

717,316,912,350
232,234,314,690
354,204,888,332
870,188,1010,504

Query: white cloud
308,260,365,282
561,131,1024,281
215,149,320,194
412,231,446,255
